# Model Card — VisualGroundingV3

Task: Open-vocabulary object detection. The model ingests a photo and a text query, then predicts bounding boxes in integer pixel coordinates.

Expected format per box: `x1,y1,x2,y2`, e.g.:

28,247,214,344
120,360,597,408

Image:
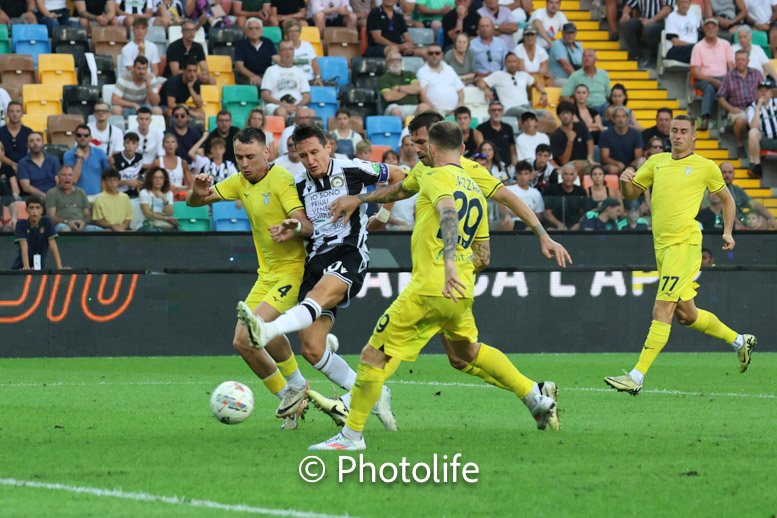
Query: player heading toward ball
604,115,757,395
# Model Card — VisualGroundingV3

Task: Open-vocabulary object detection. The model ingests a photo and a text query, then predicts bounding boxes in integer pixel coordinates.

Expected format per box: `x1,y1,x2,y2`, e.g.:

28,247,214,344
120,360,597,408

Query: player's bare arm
715,186,737,251
471,239,490,273
328,181,413,222
269,209,314,242
620,166,645,200
437,197,466,302
186,173,221,206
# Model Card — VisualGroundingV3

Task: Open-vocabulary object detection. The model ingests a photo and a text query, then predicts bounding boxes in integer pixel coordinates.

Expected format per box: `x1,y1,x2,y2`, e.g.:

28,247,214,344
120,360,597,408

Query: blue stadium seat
12,25,50,66
212,201,251,231
366,116,403,151
317,56,349,87
309,86,338,129
437,28,444,47
407,27,435,48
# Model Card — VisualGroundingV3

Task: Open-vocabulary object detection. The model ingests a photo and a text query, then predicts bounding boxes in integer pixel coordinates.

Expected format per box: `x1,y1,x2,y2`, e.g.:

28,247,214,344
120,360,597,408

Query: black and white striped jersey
296,157,390,260
748,98,777,140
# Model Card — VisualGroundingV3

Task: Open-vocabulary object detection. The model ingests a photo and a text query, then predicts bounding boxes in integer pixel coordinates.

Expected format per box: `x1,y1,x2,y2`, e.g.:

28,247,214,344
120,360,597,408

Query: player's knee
232,333,251,355
300,338,324,364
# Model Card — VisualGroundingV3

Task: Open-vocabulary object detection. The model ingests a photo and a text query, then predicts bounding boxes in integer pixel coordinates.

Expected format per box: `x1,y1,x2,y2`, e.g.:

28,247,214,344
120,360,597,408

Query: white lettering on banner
491,272,528,297
473,275,489,297
355,273,393,298
590,271,627,297
631,271,660,296
549,272,576,297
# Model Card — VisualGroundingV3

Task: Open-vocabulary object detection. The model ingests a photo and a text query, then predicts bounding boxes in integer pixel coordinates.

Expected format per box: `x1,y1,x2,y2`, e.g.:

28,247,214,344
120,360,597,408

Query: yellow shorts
368,289,479,362
654,244,701,302
245,267,303,313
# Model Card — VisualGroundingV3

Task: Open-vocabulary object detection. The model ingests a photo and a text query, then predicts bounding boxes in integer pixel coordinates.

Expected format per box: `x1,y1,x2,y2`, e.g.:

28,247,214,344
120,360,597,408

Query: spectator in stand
444,32,477,85
478,53,549,119
578,196,620,231
529,0,567,50
516,25,553,87
516,111,550,161
720,159,776,227
157,132,193,192
600,106,644,176
332,108,363,157
108,132,144,197
418,44,465,114
641,108,673,151
471,17,509,76
476,140,509,181
189,134,238,182
164,19,215,84
412,0,453,31
548,22,582,87
351,0,376,29
92,168,134,231
309,0,357,34
664,0,700,64
203,110,240,164
604,84,643,131
366,0,418,57
275,136,307,175
46,165,103,232
691,18,734,131
355,139,372,161
128,106,164,170
644,135,667,158
0,102,32,172
499,160,544,230
121,18,161,76
116,0,152,31
17,133,60,198
235,18,278,88
399,134,418,167
543,163,587,230
733,25,777,87
442,0,480,49
247,107,279,159
743,0,777,59
278,20,324,86
65,125,111,199
618,0,673,69
277,107,315,156
112,56,163,116
166,105,202,165
743,211,771,230
501,0,533,23
233,0,271,28
572,84,605,145
0,141,20,201
530,142,556,192
261,40,312,118
701,247,715,265
89,103,125,156
0,85,10,127
75,0,118,27
477,0,518,51
477,101,516,170
138,166,178,231
454,106,483,158
183,0,231,30
702,0,747,41
11,196,65,270
379,50,430,118
268,0,307,27
747,81,777,178
560,49,611,116
163,58,205,120
619,203,650,230
35,0,79,33
550,101,594,176
586,164,621,206
718,49,765,159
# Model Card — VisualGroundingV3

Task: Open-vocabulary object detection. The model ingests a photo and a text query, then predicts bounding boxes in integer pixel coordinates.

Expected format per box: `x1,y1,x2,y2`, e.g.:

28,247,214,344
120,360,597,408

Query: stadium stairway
536,0,777,217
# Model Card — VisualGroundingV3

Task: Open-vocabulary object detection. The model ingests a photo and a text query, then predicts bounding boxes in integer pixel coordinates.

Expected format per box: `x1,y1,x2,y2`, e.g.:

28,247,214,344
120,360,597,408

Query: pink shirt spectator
690,37,734,77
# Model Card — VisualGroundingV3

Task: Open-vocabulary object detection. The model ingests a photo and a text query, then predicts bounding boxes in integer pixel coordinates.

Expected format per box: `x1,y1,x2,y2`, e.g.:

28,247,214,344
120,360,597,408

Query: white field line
0,478,355,518
0,378,774,399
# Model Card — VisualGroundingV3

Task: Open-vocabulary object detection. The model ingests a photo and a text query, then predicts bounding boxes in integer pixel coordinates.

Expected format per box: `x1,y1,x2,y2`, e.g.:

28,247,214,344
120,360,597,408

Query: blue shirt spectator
12,215,58,270
235,31,277,81
0,125,32,165
548,38,583,80
64,145,110,195
17,153,60,195
470,34,508,75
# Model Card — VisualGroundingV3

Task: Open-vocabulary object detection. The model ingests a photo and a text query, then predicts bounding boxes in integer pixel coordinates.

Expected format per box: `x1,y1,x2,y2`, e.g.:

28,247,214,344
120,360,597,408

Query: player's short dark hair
124,131,139,143
453,106,471,118
535,143,552,155
292,123,327,147
101,167,120,180
133,55,149,67
657,107,673,118
557,101,575,116
137,106,152,116
26,195,44,208
408,110,444,134
514,160,532,174
210,137,227,149
428,120,463,152
673,114,696,130
233,126,267,147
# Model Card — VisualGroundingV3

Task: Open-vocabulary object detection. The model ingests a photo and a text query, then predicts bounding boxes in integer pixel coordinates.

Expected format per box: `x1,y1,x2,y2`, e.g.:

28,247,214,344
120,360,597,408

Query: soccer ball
210,381,254,424
326,333,339,353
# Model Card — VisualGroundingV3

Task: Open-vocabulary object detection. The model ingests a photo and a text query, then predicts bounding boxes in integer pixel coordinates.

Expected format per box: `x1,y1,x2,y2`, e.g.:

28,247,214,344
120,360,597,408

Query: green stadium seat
0,25,9,54
264,26,282,46
734,30,772,59
222,85,259,122
173,202,211,231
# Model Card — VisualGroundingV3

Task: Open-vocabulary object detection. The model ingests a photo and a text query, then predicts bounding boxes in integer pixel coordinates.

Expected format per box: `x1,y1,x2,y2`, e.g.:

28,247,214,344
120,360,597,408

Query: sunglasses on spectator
173,113,187,118
487,50,492,62
94,109,109,113
473,153,486,158
650,143,663,148
76,133,90,137
427,51,442,55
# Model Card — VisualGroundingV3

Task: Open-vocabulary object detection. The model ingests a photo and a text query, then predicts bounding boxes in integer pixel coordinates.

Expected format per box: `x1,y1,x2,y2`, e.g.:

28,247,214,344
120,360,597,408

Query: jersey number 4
435,191,484,249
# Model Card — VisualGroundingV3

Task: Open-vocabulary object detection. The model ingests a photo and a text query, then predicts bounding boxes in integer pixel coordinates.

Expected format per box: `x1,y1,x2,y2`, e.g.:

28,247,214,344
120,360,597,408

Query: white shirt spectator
516,131,550,161
0,87,11,127
497,0,528,22
291,40,319,81
514,43,549,74
504,183,544,222
308,0,353,20
529,8,568,49
274,154,307,176
139,188,173,217
417,62,464,114
88,122,124,155
664,9,700,51
128,125,164,166
483,70,534,110
261,64,311,106
277,124,296,157
44,0,68,9
121,39,161,72
732,43,771,76
744,0,777,25
386,193,417,230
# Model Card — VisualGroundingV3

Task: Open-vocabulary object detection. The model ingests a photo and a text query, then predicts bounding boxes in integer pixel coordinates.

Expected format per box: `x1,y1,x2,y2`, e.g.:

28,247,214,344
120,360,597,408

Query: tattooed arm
470,239,491,273
328,181,415,222
437,196,467,302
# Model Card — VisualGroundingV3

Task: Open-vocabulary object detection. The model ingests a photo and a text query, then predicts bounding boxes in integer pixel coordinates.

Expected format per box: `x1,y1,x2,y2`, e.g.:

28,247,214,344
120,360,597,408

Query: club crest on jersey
685,167,693,176
332,176,344,188
262,192,271,204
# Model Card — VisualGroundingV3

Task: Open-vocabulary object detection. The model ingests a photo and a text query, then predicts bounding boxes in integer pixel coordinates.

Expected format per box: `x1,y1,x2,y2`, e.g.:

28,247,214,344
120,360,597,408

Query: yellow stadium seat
22,114,48,143
206,55,234,91
23,84,63,118
533,87,562,110
38,54,77,88
301,26,323,57
189,85,221,128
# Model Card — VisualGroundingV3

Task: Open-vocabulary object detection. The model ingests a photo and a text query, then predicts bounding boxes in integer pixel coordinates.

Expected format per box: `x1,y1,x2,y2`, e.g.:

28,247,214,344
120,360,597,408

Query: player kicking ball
309,121,559,451
605,114,757,396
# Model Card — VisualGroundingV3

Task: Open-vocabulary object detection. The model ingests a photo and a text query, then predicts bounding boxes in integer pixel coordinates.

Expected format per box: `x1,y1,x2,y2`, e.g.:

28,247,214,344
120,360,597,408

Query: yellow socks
276,354,299,377
344,362,385,433
469,343,534,399
261,369,287,396
461,363,511,391
635,320,671,375
688,309,738,344
383,356,402,380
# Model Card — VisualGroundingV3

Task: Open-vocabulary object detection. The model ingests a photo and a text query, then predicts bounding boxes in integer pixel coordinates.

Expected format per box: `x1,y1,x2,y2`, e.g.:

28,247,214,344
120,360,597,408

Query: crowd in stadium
1,0,777,257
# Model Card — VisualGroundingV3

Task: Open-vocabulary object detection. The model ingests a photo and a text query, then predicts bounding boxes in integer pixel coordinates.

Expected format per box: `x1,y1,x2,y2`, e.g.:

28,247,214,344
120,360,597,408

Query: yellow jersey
407,163,489,298
633,152,726,249
403,157,503,199
213,165,307,274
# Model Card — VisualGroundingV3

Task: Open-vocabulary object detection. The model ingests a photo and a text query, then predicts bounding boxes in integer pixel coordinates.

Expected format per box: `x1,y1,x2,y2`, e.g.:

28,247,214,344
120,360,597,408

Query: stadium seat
0,54,36,92
206,55,235,91
401,57,424,75
437,28,444,47
52,26,89,64
191,85,222,128
341,87,378,120
79,55,117,88
23,84,63,118
366,116,403,150
63,85,101,118
38,54,78,89
222,85,259,121
300,26,323,57
0,25,9,54
657,30,690,75
92,26,129,66
407,27,435,48
12,25,50,65
209,26,244,59
317,56,349,87
263,26,282,46
502,115,518,135
264,115,285,147
463,85,489,121
48,115,85,147
22,114,48,143
102,84,116,106
173,202,212,231
324,28,360,65
532,87,562,110
369,144,392,162
309,86,338,128
351,58,386,89
14,200,28,220
127,114,167,132
212,201,251,231
43,144,70,163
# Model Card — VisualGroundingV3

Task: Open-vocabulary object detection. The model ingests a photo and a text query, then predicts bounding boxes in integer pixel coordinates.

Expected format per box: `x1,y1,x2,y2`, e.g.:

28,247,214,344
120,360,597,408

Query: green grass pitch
1,353,776,517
